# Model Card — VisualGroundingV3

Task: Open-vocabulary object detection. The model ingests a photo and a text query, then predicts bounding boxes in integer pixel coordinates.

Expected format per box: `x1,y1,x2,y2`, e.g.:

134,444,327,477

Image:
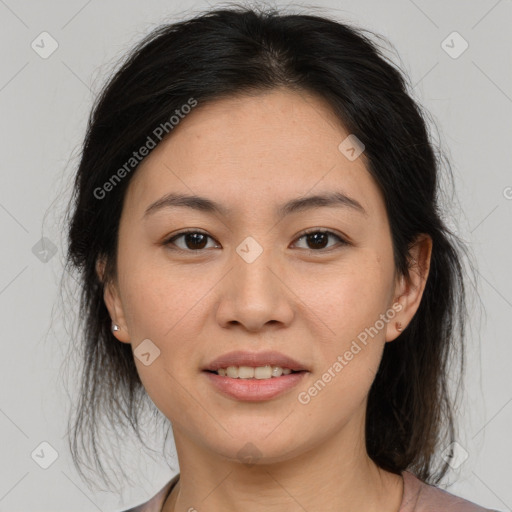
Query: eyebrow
143,191,367,220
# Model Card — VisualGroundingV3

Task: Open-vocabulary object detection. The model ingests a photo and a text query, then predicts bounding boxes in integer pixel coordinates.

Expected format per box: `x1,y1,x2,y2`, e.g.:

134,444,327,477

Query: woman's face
102,88,430,464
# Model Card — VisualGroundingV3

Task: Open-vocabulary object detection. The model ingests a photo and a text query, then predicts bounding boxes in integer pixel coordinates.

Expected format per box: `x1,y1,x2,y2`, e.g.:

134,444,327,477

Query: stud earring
396,321,403,332
111,322,120,333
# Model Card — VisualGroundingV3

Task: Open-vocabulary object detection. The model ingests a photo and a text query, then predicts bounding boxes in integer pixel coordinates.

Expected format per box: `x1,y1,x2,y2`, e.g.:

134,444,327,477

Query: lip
202,350,309,372
203,370,308,401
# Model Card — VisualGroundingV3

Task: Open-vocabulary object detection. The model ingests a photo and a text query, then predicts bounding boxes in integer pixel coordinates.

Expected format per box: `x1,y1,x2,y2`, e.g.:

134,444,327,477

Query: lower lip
203,371,308,401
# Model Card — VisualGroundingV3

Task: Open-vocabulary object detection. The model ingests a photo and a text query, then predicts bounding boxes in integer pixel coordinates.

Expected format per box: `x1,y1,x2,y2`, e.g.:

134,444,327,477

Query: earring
111,322,120,333
396,321,403,332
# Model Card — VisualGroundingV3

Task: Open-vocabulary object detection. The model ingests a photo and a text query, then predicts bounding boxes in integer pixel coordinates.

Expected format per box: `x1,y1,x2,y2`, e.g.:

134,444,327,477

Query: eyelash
162,228,349,254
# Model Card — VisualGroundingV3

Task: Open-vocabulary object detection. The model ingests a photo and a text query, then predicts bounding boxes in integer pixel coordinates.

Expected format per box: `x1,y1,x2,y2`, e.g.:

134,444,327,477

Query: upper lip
202,350,309,372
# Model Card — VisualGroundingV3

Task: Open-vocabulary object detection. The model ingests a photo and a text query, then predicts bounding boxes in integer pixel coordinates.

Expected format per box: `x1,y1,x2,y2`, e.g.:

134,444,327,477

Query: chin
202,431,309,466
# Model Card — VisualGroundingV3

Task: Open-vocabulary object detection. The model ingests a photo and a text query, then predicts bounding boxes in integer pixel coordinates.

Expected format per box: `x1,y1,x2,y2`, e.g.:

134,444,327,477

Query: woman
64,4,499,511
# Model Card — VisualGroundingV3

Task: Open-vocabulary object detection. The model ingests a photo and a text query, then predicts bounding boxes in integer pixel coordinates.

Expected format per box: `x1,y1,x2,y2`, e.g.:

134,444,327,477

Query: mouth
202,368,308,401
203,365,306,379
201,350,309,400
202,350,309,374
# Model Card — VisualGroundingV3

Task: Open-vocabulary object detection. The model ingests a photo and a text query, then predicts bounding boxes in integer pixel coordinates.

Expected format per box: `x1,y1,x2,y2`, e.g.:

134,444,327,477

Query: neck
163,417,404,512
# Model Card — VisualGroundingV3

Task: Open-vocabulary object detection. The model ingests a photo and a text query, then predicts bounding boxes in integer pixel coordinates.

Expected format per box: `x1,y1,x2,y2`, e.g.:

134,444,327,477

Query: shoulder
400,470,501,512
119,473,180,512
118,471,501,512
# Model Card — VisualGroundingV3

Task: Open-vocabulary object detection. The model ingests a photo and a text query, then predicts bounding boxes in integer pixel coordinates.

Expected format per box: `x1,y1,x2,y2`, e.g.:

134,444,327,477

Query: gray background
0,0,511,510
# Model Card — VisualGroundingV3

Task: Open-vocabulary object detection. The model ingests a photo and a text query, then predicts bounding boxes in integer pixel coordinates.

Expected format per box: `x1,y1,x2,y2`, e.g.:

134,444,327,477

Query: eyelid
163,229,219,252
163,228,349,252
293,228,349,252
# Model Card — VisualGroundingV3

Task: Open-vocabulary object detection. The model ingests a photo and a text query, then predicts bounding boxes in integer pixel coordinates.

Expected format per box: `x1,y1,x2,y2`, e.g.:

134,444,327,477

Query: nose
215,245,294,332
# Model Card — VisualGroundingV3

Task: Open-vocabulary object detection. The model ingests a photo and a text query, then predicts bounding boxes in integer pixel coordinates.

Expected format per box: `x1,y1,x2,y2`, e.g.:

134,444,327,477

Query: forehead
124,88,383,220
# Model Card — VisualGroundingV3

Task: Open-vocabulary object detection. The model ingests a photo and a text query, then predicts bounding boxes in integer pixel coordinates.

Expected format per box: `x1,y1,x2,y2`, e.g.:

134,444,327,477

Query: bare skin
98,87,432,512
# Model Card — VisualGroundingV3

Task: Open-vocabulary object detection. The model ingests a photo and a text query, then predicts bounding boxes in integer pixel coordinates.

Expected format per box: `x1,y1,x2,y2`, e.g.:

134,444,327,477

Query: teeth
215,365,294,379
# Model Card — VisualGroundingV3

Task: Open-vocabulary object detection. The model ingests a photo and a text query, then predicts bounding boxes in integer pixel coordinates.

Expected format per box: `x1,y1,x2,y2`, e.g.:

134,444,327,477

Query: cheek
299,251,393,339
298,251,393,395
119,259,202,338
124,269,201,421
119,264,210,386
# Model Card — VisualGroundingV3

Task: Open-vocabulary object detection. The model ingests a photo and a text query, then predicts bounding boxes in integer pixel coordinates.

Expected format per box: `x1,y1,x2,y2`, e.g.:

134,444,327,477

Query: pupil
186,233,207,250
307,232,327,249
183,232,328,250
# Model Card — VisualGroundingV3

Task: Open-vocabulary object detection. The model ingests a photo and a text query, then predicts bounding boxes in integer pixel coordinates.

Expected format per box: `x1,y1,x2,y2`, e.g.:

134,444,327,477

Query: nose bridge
232,234,278,301
215,234,294,330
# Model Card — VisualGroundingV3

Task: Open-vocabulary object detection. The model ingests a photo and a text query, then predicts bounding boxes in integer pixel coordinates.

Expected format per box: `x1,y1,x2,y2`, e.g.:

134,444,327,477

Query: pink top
121,470,500,512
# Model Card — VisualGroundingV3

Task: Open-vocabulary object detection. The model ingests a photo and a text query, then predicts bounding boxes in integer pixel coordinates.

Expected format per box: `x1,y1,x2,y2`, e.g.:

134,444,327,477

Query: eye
163,230,219,251
163,228,349,253
292,229,348,252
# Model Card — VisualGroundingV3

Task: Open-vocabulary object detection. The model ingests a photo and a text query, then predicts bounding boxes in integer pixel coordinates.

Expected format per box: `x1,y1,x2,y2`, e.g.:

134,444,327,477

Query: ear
386,233,432,342
95,258,131,344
